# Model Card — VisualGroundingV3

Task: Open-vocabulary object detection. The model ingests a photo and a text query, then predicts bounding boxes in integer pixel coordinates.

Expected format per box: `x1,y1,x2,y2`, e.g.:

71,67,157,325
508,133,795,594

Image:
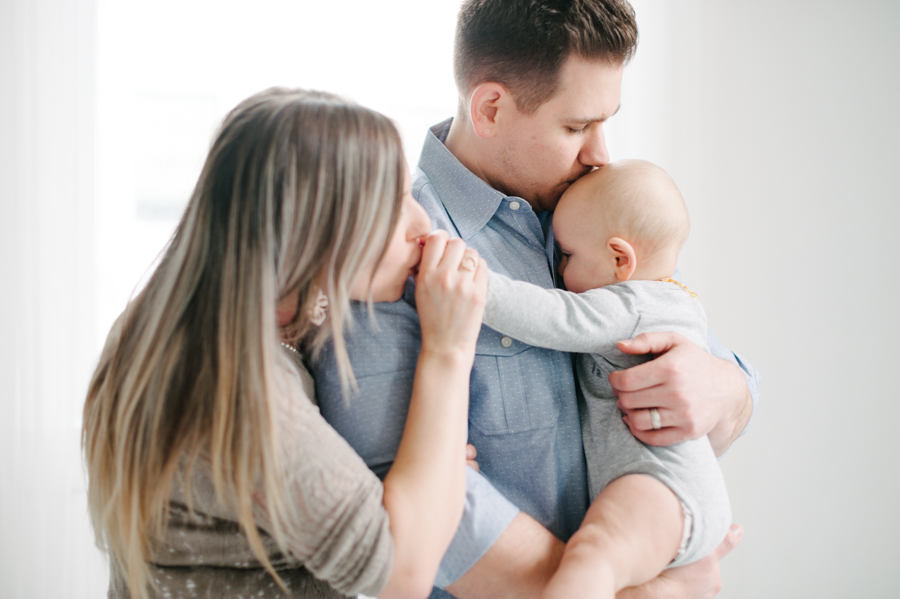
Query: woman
83,88,487,599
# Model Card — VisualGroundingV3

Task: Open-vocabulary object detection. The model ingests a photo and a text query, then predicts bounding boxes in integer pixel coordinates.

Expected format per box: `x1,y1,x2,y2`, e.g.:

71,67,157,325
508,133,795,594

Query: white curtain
0,0,108,596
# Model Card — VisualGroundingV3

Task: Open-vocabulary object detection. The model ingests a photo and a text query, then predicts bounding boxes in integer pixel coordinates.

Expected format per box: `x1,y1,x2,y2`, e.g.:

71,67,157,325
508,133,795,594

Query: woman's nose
407,199,432,241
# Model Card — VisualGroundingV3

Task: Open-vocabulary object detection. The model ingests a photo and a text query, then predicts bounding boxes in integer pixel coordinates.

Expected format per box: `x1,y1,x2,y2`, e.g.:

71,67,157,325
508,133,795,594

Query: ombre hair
82,88,406,598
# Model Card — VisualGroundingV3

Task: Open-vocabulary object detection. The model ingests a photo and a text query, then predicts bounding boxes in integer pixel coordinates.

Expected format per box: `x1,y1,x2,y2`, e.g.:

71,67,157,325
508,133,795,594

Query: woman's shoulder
273,351,379,487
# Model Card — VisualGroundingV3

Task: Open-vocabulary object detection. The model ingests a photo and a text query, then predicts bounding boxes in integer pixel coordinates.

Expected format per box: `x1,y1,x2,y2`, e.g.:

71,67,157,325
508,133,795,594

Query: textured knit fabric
484,272,732,566
108,351,394,599
312,119,759,595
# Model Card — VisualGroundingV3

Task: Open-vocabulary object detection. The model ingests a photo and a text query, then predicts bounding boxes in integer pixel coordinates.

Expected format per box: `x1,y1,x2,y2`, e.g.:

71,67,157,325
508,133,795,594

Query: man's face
484,56,623,212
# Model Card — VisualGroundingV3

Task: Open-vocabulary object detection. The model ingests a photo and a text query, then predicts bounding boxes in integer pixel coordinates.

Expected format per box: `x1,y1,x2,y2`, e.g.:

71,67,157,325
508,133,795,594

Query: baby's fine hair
585,159,690,260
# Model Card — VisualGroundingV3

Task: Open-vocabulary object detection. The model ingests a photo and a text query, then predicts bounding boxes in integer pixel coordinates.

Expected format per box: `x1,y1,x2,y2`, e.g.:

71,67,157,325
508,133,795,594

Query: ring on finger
649,407,661,430
460,256,477,272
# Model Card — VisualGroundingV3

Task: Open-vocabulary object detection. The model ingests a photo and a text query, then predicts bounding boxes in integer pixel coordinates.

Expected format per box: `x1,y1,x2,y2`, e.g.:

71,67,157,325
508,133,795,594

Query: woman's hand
380,231,487,599
414,230,487,360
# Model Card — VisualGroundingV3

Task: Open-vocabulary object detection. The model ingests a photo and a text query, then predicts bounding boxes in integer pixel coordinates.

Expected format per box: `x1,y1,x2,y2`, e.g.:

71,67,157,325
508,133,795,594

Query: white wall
2,1,898,597
614,2,900,597
0,0,108,596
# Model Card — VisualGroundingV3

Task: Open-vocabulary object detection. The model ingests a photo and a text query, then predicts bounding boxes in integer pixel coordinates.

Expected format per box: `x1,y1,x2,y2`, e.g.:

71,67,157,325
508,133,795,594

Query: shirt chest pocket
469,325,567,435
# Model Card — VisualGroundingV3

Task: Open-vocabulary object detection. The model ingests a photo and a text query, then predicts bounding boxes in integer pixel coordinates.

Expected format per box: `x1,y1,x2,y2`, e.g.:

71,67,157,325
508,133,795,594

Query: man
314,1,759,597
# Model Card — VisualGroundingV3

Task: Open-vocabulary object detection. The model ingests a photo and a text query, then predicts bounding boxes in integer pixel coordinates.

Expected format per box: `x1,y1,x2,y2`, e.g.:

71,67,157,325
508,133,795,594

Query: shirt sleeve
483,270,641,354
433,467,520,588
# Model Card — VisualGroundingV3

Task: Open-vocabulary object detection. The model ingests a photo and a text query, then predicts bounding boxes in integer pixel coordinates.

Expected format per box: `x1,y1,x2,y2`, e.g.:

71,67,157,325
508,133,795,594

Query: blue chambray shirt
312,119,760,597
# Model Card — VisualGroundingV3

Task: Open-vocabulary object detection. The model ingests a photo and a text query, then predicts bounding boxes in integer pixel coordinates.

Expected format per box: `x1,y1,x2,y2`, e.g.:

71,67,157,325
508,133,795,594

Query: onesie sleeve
483,270,641,354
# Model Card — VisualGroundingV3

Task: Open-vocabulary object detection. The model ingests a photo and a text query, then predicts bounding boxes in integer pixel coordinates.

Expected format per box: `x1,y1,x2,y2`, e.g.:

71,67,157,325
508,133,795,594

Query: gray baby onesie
483,272,731,567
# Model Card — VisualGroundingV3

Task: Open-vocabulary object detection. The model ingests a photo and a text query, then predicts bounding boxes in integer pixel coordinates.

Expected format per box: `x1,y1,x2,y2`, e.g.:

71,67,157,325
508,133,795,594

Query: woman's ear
469,82,508,139
607,237,637,282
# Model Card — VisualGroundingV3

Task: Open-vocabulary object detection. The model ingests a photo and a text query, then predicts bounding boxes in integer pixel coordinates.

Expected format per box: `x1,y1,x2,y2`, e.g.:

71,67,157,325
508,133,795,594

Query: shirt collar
417,118,507,241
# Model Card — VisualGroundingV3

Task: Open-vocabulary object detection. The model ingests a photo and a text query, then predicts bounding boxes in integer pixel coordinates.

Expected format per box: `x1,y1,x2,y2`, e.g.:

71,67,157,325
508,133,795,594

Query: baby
482,159,731,598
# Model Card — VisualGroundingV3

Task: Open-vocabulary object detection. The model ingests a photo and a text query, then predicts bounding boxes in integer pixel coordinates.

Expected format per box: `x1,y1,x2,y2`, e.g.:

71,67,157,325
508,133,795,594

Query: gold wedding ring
460,256,478,272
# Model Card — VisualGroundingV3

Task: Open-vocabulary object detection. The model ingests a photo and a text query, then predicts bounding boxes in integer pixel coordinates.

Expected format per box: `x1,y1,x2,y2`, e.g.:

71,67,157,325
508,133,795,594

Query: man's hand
609,332,752,456
617,524,743,599
466,443,480,472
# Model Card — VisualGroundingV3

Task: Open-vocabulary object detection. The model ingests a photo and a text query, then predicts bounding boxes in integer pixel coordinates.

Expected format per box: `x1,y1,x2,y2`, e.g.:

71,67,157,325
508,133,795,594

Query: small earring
484,128,490,135
308,288,329,326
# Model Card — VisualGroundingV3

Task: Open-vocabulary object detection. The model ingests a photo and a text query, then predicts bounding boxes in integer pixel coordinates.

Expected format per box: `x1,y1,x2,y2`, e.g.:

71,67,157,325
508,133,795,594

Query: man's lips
565,168,594,185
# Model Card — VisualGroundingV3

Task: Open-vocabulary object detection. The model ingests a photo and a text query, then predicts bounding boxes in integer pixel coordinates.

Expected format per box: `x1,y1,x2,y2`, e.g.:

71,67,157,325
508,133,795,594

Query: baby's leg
541,473,684,599
542,376,732,599
580,389,732,569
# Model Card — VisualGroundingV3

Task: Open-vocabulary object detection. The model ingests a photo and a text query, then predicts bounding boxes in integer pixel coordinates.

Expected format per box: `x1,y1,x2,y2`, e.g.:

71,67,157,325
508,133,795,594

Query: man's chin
531,186,568,212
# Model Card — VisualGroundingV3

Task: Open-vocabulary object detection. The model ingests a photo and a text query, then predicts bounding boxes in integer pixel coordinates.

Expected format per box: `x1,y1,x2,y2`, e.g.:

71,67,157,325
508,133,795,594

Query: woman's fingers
458,248,480,273
436,237,467,273
415,235,487,356
418,230,450,275
472,257,488,289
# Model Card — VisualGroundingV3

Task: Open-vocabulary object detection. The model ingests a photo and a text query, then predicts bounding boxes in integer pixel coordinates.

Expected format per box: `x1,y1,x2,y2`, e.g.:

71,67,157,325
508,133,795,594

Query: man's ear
469,82,510,139
607,237,637,282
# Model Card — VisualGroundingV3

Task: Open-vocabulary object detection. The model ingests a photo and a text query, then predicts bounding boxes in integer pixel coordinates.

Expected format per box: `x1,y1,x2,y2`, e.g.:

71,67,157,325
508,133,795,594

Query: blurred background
1,0,898,597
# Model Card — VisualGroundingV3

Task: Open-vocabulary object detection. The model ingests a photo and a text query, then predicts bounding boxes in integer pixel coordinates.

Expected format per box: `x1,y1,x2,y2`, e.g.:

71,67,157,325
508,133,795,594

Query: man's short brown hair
454,0,638,114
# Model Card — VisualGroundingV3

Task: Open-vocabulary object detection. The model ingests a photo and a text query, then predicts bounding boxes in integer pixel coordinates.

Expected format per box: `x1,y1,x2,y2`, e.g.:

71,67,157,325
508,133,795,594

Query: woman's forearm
379,346,474,599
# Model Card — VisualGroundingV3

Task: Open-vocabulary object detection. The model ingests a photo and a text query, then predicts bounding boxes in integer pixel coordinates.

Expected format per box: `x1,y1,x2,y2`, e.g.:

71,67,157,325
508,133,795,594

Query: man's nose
579,127,610,168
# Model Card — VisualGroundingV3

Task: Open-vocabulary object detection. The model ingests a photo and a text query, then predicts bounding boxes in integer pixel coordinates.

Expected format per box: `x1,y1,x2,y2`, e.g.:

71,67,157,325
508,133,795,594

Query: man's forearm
445,512,565,599
707,359,753,457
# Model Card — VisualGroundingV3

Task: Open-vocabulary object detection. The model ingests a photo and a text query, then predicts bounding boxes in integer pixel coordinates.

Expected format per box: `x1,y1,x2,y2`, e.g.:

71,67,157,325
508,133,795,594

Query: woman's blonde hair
83,88,406,598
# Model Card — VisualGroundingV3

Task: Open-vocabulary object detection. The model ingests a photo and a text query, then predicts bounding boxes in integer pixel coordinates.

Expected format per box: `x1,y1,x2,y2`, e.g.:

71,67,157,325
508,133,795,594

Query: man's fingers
610,333,694,393
465,445,480,471
626,424,689,447
622,406,673,431
713,524,744,560
609,359,669,394
616,331,683,356
616,386,674,411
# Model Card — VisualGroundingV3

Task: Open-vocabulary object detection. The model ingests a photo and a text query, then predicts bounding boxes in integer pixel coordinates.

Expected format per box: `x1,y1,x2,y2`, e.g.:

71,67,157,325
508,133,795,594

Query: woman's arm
379,232,488,599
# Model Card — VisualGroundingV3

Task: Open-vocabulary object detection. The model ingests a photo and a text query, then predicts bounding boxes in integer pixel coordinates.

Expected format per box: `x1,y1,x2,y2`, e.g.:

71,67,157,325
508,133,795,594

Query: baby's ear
607,237,637,282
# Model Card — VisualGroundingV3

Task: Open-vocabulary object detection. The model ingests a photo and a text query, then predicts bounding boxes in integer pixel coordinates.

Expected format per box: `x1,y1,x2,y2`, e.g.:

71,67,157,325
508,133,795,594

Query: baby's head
554,159,689,293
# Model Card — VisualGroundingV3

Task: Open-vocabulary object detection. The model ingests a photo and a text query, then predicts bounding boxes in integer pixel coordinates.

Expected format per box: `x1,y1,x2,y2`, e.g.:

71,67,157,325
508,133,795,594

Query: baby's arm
483,271,638,354
542,475,684,599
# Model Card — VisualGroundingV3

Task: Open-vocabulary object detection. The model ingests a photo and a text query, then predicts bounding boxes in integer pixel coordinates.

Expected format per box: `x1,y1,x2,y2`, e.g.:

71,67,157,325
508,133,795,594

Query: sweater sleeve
261,364,395,598
483,270,641,355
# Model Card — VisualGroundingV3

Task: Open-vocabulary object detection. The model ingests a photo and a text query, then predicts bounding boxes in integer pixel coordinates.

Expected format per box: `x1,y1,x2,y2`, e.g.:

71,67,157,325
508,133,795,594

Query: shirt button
500,336,513,348
509,201,520,211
